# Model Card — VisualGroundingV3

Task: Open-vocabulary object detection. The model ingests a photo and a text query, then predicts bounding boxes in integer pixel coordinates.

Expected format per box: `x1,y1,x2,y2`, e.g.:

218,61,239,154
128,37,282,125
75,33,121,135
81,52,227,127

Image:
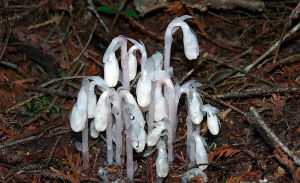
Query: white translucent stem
148,81,156,133
118,38,130,90
124,111,134,182
155,74,175,163
106,113,114,165
186,115,196,168
115,114,123,165
111,91,123,165
163,31,173,71
82,119,89,170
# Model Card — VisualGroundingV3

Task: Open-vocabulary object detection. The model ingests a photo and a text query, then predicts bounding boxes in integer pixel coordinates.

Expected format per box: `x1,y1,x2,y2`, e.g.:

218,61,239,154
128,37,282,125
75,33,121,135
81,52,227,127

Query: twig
130,71,141,89
72,21,97,63
87,0,109,33
197,89,245,115
0,0,11,61
122,14,163,41
0,60,17,70
249,107,300,166
69,10,83,48
45,135,62,167
5,93,43,113
202,48,252,90
25,63,81,126
0,0,49,24
43,12,65,43
207,54,277,87
244,20,300,72
188,8,242,53
215,87,300,99
110,0,127,32
179,54,205,85
39,76,87,88
0,136,37,150
273,1,300,63
28,86,77,98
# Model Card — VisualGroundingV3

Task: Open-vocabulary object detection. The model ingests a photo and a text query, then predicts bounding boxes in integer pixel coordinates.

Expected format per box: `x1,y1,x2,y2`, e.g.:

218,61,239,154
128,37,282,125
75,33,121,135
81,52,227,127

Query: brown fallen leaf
208,144,241,163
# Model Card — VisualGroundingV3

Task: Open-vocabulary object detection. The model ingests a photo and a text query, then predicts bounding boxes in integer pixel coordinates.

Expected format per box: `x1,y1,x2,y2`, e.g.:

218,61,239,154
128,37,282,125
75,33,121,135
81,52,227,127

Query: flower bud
156,140,169,178
90,120,100,138
104,54,120,87
94,91,111,132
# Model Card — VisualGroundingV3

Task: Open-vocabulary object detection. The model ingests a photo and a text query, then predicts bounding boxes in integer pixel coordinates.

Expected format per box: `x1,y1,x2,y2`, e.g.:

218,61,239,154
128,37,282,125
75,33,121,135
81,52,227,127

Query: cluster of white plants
70,15,221,182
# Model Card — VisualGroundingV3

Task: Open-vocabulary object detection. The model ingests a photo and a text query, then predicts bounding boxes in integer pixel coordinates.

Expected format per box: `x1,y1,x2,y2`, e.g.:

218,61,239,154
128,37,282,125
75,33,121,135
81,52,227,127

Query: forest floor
0,0,299,182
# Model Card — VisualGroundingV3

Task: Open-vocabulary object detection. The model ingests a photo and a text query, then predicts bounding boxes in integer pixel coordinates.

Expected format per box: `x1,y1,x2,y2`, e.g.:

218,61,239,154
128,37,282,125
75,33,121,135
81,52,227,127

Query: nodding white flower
70,104,87,132
164,15,199,70
156,140,169,178
93,90,111,132
127,39,147,81
130,122,146,153
86,76,109,118
147,120,169,146
103,36,127,88
188,88,204,125
151,52,163,70
70,79,89,132
90,120,100,138
182,27,199,60
104,54,119,87
120,90,146,127
136,58,155,108
127,50,137,81
168,15,199,60
203,104,221,135
192,132,208,170
123,103,147,153
154,84,168,121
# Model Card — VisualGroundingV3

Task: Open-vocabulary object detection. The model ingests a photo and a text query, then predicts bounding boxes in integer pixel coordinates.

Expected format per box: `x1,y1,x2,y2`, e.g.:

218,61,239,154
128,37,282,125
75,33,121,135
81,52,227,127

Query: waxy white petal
90,120,100,138
94,91,111,132
193,132,208,170
104,54,119,87
131,124,146,152
154,85,167,121
70,104,87,132
156,140,169,178
207,113,220,135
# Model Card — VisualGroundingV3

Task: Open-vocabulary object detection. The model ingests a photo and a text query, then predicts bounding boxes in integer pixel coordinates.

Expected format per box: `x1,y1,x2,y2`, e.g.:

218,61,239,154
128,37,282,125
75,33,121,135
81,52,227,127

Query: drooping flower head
164,15,200,71
188,87,204,125
124,103,147,153
70,78,89,132
127,39,147,81
156,140,169,178
202,104,221,135
93,90,111,132
103,36,128,88
136,57,155,108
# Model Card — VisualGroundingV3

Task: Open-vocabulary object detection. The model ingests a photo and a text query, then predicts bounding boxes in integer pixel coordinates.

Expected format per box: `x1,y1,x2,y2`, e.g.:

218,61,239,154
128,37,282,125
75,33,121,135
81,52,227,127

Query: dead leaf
28,125,36,130
60,103,74,110
208,144,241,162
13,77,37,88
296,127,300,134
226,177,242,183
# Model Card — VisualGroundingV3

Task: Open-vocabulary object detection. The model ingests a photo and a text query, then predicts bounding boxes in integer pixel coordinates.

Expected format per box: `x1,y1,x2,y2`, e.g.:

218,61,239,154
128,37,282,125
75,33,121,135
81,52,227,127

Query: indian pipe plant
70,15,221,182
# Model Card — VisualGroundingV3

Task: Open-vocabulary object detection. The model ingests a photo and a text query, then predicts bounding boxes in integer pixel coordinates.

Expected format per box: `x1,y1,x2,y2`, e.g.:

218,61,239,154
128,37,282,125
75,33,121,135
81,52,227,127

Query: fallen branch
207,54,277,87
247,107,300,166
87,0,109,33
215,87,300,99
